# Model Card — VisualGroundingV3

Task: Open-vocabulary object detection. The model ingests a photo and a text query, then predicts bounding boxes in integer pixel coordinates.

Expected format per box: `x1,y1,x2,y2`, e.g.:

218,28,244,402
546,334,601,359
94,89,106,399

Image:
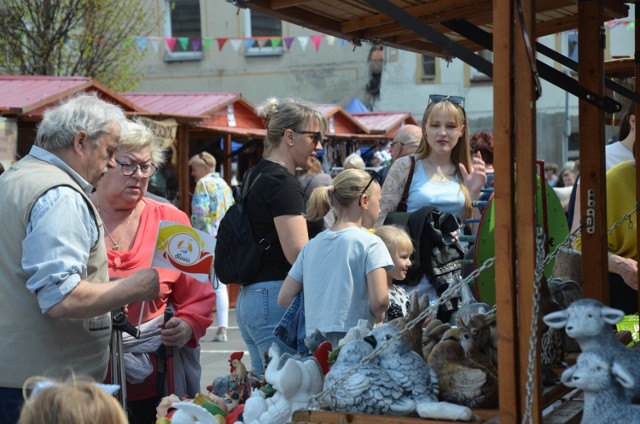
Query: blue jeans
273,293,308,355
235,280,296,378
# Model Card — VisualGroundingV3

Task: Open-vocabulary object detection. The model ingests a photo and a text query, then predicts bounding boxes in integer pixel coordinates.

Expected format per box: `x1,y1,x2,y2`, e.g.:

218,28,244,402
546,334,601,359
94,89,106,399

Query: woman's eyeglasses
295,130,323,147
428,94,465,108
115,160,157,178
360,170,382,196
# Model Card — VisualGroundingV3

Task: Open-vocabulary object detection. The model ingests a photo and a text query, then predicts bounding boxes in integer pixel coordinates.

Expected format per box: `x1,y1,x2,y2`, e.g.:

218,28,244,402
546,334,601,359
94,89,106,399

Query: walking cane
110,308,140,410
157,304,176,396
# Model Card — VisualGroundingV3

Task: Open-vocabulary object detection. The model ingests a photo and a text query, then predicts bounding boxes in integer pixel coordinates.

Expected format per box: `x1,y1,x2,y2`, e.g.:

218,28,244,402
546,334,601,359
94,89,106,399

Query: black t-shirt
246,160,306,283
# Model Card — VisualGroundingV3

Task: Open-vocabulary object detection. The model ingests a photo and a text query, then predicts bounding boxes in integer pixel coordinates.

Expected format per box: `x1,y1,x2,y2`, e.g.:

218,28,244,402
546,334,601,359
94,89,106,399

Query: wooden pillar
513,0,541,420
177,125,190,214
493,0,520,421
578,0,608,301
223,132,232,185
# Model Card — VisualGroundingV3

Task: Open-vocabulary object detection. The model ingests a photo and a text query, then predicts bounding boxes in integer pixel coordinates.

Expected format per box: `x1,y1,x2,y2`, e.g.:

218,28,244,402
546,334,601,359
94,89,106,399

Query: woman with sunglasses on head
189,151,234,343
91,121,214,424
376,95,486,299
236,97,327,377
278,169,393,348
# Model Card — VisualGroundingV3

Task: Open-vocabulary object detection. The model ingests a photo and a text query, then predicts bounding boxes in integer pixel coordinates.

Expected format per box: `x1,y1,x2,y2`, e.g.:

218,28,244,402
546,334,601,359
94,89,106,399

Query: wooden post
578,0,608,302
493,0,521,421
177,125,190,214
513,0,541,420
224,132,232,185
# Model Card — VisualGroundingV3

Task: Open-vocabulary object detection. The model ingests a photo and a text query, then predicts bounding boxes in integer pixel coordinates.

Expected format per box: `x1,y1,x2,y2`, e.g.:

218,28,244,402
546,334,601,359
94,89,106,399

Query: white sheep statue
561,351,640,424
543,298,640,399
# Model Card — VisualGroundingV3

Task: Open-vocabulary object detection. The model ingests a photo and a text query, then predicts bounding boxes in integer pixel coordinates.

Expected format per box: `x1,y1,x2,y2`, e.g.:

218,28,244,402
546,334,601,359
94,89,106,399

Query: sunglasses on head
428,94,465,108
360,170,382,197
198,152,212,166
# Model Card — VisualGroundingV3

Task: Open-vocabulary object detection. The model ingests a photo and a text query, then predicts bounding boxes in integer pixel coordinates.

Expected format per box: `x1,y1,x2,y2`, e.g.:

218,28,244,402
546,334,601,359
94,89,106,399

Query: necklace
426,158,452,182
98,202,136,251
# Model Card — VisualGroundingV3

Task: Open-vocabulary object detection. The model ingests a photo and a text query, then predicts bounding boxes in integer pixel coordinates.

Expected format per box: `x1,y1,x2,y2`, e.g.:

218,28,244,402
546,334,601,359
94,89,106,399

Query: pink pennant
311,35,323,51
165,37,177,52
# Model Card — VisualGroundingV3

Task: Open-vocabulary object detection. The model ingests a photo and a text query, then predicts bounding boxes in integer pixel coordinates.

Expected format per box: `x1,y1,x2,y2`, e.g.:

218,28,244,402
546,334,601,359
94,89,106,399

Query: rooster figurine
229,352,247,384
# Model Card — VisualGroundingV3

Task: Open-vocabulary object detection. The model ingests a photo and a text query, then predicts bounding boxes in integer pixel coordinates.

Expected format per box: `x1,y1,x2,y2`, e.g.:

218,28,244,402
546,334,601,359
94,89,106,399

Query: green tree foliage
0,0,151,91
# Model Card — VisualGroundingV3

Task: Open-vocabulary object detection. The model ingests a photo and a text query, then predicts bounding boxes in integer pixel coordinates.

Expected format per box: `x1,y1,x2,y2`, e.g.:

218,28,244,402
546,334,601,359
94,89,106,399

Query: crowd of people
0,90,635,423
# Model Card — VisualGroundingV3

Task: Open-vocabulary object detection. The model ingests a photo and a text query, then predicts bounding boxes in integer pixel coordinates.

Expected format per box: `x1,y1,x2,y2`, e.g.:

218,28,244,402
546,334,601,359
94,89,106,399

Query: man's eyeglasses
295,131,323,147
360,170,382,196
428,94,465,108
115,159,157,178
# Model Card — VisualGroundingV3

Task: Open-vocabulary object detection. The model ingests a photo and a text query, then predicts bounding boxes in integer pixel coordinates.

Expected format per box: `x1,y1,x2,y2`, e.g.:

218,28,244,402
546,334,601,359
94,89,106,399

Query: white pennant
230,39,242,52
297,36,309,51
325,35,336,46
150,37,162,53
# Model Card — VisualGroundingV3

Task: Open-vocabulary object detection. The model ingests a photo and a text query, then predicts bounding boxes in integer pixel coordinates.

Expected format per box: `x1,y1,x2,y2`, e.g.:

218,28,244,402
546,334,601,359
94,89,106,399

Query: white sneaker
214,332,227,342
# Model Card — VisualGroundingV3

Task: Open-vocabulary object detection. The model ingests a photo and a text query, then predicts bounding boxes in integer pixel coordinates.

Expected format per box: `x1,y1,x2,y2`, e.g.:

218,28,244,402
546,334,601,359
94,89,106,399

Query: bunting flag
298,36,309,51
191,38,201,51
203,36,213,51
244,39,255,51
311,34,323,51
177,37,189,51
256,38,269,48
325,35,336,46
230,39,242,52
136,36,148,52
165,37,177,52
216,37,227,51
152,221,215,283
150,37,162,53
271,38,282,50
284,37,295,51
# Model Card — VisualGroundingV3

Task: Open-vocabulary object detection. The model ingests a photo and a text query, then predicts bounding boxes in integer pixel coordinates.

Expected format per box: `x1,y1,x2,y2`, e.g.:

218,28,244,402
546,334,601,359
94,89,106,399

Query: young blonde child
19,376,126,424
278,169,393,347
375,225,413,321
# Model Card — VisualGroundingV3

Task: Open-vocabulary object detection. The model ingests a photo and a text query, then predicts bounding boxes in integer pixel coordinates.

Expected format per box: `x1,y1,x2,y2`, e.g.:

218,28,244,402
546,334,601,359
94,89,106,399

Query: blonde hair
305,169,377,221
416,100,473,218
343,153,365,170
260,98,328,157
375,225,413,256
189,151,216,171
19,376,127,424
121,120,166,167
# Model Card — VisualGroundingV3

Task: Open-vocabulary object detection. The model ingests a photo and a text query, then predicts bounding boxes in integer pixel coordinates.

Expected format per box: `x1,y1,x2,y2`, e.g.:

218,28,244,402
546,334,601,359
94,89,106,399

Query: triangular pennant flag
256,38,268,48
203,37,213,51
325,35,336,46
165,37,177,52
177,37,189,51
150,37,162,53
284,37,295,50
311,35,323,51
124,37,133,47
339,38,348,47
191,38,201,51
298,36,309,51
136,36,148,52
244,39,255,51
270,38,282,49
230,39,242,52
216,37,228,51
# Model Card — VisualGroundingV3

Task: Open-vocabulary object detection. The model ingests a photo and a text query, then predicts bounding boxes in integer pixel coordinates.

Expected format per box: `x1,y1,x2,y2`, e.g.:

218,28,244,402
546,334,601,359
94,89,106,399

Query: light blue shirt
22,146,98,314
288,227,393,335
407,160,466,218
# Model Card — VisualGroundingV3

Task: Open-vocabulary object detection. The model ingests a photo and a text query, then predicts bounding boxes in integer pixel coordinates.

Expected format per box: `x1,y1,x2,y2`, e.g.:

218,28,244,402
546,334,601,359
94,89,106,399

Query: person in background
0,162,5,176
297,156,332,235
237,97,327,377
343,152,366,170
189,151,234,343
18,376,127,424
379,124,422,185
376,94,486,301
278,169,392,347
92,121,214,423
148,148,177,202
544,162,559,187
374,225,413,322
0,93,159,423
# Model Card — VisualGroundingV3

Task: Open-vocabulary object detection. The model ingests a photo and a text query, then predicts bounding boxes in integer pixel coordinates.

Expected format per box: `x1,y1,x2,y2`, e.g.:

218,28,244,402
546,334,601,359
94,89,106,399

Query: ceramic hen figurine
322,339,415,415
428,328,499,408
229,351,247,383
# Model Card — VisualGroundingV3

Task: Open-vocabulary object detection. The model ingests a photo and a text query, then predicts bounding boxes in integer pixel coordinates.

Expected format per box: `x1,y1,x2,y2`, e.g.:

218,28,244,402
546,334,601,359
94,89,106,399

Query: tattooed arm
376,155,413,227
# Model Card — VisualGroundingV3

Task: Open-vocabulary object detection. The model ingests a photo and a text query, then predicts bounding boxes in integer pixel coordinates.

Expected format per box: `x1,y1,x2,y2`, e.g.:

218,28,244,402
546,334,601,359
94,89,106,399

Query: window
416,54,439,83
163,0,203,62
243,9,283,56
470,50,492,81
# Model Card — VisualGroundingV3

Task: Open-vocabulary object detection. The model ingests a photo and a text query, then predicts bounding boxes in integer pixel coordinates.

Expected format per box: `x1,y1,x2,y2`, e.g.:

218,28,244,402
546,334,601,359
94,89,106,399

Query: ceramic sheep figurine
561,352,640,424
543,298,640,399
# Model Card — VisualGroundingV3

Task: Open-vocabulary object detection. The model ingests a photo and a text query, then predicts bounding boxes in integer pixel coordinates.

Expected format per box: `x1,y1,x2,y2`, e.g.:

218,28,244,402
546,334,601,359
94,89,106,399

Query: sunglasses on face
360,170,382,197
295,130,323,147
428,94,465,108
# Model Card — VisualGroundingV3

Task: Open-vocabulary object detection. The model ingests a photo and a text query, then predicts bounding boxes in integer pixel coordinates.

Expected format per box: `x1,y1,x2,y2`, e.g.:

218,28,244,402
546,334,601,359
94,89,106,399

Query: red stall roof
352,111,419,139
0,75,143,117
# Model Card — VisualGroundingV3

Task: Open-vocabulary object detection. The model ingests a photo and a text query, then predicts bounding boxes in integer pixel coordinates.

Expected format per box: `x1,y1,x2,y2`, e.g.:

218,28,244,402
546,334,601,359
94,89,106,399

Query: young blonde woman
278,169,393,348
376,95,486,301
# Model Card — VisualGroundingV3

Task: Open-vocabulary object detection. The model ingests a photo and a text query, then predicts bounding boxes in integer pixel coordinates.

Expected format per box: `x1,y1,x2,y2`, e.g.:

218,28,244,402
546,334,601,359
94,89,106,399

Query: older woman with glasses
91,121,214,423
235,97,327,377
376,95,486,301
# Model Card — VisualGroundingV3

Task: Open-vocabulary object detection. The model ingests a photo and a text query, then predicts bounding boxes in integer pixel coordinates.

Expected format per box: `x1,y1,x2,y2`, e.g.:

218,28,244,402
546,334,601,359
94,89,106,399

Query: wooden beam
578,0,608,302
493,0,521,422
514,0,541,420
270,0,314,10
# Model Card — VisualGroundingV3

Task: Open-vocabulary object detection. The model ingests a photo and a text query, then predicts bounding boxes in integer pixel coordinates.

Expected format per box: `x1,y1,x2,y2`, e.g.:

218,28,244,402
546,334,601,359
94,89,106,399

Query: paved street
199,308,250,392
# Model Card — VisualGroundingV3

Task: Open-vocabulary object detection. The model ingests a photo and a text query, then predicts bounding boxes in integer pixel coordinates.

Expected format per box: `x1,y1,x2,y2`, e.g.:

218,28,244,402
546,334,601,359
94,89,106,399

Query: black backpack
213,170,277,285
